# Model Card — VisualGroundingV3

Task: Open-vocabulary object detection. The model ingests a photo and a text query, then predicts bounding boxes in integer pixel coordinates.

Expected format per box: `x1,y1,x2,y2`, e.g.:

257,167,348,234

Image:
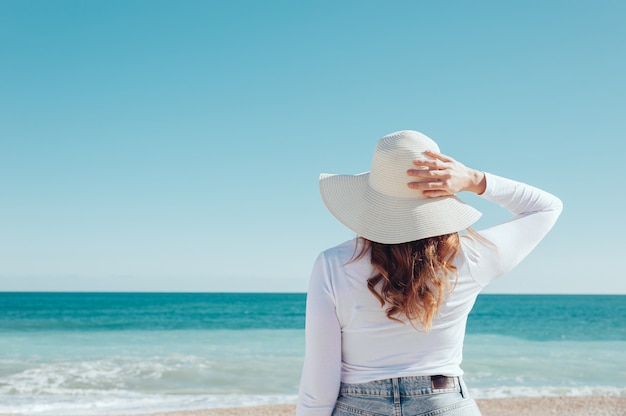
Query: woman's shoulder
321,238,361,261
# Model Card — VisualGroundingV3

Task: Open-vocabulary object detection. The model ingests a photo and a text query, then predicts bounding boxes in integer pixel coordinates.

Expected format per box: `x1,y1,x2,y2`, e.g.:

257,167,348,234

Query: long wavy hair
355,233,461,330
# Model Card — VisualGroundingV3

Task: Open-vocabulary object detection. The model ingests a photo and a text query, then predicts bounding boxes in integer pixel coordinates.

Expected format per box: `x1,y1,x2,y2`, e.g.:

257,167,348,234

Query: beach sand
130,397,625,416
1,397,624,416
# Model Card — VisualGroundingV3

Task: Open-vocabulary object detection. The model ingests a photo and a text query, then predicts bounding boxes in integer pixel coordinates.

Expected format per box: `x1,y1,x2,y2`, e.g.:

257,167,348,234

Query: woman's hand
407,150,486,197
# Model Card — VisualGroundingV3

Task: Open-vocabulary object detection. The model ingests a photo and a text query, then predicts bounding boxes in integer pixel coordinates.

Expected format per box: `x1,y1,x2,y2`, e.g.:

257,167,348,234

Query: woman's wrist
465,169,487,195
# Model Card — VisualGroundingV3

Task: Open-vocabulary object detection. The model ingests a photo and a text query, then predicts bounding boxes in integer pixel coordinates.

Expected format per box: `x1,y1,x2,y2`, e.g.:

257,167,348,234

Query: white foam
0,394,299,416
471,385,626,399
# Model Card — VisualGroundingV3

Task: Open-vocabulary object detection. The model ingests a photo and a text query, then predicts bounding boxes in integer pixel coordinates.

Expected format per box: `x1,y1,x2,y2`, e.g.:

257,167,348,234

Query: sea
0,292,624,415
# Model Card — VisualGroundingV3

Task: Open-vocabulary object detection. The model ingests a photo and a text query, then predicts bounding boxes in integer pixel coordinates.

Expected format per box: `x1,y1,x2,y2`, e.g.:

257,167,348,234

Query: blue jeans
332,376,482,416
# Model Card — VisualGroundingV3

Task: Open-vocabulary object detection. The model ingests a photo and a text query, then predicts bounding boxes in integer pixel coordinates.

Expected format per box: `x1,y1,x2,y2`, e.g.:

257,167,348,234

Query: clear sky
1,1,624,294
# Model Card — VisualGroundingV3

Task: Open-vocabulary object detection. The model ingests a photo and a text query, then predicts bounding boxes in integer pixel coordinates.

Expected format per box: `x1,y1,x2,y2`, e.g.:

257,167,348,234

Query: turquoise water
0,293,624,415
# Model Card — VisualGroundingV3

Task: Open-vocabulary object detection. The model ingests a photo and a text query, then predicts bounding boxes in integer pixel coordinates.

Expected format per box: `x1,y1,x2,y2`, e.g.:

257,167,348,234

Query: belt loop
392,378,400,405
458,376,468,398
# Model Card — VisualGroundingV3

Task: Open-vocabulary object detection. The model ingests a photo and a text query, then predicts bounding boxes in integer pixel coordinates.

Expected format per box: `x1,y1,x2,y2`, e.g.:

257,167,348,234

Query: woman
296,130,562,416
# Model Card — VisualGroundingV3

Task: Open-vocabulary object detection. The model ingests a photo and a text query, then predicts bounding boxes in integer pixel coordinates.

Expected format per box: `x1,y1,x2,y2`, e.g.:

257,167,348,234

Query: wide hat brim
320,172,482,244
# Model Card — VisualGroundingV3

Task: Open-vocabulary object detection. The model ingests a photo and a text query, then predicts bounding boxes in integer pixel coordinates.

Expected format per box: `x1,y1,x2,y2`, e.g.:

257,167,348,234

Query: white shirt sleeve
296,252,342,416
462,172,563,287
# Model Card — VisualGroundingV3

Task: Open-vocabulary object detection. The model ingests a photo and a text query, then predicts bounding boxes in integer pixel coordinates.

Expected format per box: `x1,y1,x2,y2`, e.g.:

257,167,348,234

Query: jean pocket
332,397,391,416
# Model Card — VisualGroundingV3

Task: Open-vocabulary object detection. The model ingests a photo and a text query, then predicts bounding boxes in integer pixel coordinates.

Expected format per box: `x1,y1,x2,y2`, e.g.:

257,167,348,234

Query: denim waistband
339,375,462,398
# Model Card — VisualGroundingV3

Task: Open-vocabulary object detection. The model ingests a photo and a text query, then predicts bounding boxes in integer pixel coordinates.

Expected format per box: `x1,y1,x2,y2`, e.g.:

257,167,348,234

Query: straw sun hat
319,130,482,244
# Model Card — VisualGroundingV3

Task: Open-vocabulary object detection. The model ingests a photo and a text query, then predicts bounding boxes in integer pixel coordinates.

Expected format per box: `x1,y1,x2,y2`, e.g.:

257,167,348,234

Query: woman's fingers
407,151,467,197
421,189,450,198
406,151,482,196
411,159,441,169
407,181,444,190
423,150,454,163
407,152,456,196
407,179,454,198
411,151,454,171
407,168,450,178
408,162,444,177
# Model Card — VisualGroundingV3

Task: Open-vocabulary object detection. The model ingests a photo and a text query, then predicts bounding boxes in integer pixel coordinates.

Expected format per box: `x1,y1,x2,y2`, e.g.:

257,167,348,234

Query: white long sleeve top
296,173,563,416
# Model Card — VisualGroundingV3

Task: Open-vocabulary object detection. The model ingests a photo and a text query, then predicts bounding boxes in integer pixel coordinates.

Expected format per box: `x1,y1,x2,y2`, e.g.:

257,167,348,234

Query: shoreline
2,396,625,416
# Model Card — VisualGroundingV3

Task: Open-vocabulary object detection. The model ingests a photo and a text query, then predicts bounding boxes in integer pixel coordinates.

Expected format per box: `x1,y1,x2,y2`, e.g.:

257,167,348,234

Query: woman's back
298,171,562,414
296,131,562,416
318,237,479,382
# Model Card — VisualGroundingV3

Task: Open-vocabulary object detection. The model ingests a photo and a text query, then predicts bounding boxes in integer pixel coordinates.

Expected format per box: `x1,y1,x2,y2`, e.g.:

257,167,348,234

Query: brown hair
355,233,461,330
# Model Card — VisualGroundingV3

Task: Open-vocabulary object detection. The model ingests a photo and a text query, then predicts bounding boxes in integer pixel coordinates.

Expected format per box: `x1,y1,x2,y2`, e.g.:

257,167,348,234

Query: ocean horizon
0,292,624,415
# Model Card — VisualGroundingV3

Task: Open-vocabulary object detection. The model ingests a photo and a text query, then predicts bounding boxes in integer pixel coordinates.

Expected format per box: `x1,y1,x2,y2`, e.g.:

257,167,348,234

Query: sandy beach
0,396,624,416
1,396,619,416
110,397,624,416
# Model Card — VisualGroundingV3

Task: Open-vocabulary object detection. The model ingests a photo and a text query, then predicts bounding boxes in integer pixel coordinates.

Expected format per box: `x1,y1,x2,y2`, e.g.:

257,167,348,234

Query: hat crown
369,130,440,199
318,129,481,244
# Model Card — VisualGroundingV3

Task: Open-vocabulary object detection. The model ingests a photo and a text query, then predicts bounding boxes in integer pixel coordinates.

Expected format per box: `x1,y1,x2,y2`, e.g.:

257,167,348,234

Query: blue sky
1,1,624,293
